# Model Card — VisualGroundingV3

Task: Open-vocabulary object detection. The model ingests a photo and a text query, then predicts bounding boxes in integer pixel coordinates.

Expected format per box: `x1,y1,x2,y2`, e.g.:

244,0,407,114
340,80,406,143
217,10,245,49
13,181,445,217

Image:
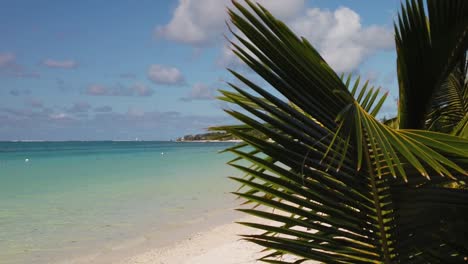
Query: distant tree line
176,130,265,141
176,132,234,141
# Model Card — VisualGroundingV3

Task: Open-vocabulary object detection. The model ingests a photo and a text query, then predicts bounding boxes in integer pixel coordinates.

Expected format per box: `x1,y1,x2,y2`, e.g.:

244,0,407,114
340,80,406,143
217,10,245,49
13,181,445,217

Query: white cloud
49,113,70,120
219,30,254,69
0,52,40,78
131,83,154,96
289,7,393,72
156,0,305,45
27,99,44,109
364,70,381,83
42,59,78,69
147,64,184,85
221,6,393,73
155,0,225,45
86,83,154,97
158,1,392,72
127,107,145,118
0,52,15,66
87,84,108,96
255,0,305,20
181,82,216,101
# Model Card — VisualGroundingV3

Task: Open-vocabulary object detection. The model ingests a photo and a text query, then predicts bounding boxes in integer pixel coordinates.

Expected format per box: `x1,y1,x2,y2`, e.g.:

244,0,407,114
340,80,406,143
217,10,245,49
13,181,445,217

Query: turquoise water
0,141,238,263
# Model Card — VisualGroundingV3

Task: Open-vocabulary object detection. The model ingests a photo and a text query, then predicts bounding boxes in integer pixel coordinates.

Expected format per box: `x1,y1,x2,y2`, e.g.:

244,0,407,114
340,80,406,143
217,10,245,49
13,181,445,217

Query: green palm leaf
395,0,468,129
212,0,468,263
426,55,468,133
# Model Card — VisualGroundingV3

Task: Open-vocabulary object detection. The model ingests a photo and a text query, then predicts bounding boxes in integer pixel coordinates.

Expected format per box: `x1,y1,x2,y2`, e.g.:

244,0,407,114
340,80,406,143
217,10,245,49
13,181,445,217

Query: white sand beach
122,216,317,264
59,216,319,264
122,217,265,264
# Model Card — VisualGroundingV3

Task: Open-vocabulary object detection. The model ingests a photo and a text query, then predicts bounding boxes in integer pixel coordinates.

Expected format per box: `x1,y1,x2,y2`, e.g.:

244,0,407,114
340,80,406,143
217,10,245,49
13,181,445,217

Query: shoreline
2,141,244,263
56,206,249,264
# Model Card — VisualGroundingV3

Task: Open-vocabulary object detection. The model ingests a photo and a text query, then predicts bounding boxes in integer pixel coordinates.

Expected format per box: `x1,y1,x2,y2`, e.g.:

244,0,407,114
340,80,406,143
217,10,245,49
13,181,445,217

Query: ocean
0,141,239,263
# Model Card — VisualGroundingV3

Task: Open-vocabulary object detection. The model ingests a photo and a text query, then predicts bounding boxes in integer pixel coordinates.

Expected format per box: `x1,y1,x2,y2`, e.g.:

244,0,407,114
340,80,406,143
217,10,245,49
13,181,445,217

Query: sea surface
0,141,240,263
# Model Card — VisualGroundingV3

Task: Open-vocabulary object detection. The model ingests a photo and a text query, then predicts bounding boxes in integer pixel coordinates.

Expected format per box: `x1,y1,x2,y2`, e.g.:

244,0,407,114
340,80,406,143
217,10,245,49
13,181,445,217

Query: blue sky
0,0,401,140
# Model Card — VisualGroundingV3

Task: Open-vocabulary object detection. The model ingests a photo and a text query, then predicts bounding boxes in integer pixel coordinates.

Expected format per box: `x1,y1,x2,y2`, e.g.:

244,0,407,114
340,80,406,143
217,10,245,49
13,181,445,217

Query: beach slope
122,217,317,264
122,218,263,264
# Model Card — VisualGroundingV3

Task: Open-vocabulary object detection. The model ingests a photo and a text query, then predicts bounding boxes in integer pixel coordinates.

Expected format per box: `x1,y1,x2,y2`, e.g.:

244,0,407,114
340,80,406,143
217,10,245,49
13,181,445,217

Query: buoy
161,152,164,155
25,158,29,162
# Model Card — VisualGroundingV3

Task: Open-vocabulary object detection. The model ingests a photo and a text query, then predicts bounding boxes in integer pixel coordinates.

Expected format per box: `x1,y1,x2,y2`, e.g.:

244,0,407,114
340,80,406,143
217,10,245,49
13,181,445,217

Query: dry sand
121,216,318,264
121,217,266,264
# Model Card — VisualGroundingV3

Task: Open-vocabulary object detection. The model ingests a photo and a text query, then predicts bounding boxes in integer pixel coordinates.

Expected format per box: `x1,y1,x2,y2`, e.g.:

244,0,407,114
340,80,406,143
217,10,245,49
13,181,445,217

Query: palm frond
451,113,468,138
395,0,468,129
212,1,468,263
426,54,468,132
390,185,468,263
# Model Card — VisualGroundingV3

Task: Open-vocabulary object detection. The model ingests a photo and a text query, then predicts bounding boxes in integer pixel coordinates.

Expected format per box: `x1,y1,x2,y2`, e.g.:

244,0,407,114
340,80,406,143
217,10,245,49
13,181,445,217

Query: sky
0,0,401,141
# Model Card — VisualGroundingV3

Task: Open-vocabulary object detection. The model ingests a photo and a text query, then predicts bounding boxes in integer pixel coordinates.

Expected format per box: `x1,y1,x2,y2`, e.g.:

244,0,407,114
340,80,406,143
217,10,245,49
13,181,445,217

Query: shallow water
0,141,239,263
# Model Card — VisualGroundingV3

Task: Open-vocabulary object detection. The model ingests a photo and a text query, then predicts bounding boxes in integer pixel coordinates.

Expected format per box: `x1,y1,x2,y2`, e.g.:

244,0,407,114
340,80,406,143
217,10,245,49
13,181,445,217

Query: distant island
175,132,240,142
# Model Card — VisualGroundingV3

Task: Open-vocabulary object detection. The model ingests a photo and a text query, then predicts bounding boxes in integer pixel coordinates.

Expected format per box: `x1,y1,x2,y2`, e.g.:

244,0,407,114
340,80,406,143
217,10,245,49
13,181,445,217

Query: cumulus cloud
157,1,392,72
218,31,254,69
147,64,184,85
288,7,393,72
224,6,393,72
0,52,15,66
0,52,40,78
365,70,381,83
27,99,44,108
87,84,108,96
49,112,71,120
181,82,216,101
156,0,305,45
86,83,154,97
132,83,154,96
42,59,78,69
